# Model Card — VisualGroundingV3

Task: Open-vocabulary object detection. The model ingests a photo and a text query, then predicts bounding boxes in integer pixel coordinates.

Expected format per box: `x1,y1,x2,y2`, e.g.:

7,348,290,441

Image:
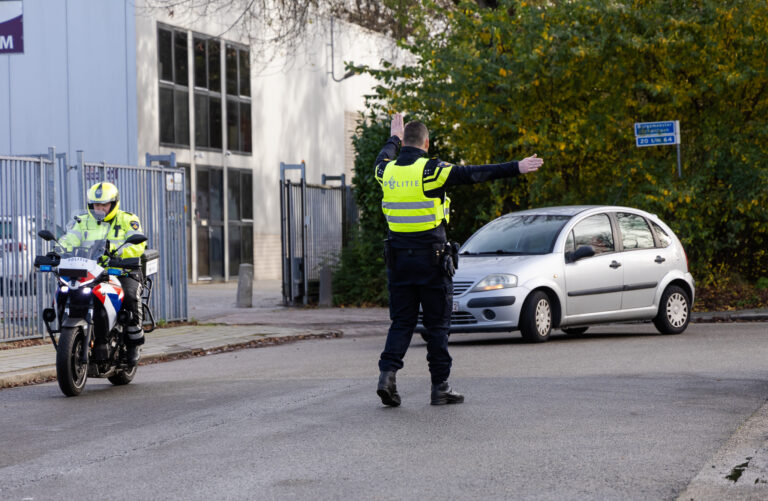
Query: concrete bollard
318,264,333,308
236,264,253,308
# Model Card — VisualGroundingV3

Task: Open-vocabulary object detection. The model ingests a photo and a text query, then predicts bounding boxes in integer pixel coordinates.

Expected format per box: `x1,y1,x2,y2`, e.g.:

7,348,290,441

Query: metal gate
0,149,188,342
279,162,354,305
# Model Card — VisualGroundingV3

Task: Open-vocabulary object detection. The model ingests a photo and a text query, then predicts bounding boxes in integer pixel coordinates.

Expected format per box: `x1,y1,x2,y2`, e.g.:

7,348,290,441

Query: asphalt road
1,322,767,500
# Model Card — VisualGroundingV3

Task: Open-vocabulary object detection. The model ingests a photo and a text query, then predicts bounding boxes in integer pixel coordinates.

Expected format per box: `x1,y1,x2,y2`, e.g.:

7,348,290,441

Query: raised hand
519,153,543,174
391,113,404,141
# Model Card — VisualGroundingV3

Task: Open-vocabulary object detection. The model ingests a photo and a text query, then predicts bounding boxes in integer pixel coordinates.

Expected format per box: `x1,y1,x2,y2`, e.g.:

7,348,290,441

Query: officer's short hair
403,121,429,147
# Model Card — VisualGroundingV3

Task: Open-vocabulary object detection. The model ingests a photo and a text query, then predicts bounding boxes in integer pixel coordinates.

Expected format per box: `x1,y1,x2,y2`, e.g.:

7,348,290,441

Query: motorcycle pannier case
141,249,160,276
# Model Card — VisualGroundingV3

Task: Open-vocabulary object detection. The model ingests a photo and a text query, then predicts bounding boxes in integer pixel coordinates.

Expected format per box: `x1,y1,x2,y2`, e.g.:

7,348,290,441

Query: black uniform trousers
378,248,453,385
118,270,144,340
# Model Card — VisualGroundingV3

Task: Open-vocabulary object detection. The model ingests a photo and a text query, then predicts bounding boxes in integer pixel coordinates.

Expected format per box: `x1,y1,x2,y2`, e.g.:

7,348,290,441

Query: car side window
651,222,673,248
572,214,614,255
617,213,655,250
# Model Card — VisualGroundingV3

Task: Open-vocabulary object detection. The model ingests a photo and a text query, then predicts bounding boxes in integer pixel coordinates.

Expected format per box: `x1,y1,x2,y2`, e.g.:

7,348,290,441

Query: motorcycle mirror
38,229,56,241
125,234,147,245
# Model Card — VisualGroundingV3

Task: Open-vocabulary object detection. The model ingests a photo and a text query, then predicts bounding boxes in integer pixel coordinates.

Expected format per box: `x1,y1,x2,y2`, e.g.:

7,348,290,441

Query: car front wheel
520,291,552,343
653,285,690,335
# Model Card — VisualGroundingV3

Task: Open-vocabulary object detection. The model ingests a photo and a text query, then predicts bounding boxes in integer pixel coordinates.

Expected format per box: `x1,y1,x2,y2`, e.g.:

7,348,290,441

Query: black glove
442,252,455,278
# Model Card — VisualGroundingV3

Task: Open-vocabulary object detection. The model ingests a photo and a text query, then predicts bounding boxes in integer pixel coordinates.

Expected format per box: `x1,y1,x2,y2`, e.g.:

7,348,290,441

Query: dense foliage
333,0,767,305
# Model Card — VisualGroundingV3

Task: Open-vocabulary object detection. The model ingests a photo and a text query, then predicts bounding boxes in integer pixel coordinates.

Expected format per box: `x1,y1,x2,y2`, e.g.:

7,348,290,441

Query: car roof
503,205,656,218
503,205,599,217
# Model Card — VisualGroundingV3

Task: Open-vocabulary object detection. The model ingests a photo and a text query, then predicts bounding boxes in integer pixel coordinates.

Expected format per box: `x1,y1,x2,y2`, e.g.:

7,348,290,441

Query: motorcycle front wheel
56,327,88,396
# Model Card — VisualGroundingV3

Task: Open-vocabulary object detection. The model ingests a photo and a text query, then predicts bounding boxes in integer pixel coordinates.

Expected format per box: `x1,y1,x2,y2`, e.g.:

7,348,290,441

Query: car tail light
4,242,27,252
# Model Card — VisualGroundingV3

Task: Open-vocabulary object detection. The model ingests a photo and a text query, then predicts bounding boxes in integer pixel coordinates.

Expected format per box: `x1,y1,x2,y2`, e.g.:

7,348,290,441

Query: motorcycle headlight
60,286,69,294
81,287,92,295
471,274,517,292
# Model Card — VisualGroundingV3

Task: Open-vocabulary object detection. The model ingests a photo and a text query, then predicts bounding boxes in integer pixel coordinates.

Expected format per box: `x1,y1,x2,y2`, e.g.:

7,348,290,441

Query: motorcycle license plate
453,302,459,312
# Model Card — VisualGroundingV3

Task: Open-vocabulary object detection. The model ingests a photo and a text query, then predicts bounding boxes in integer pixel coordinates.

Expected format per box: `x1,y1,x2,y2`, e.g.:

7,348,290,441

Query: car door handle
609,260,622,269
655,256,666,263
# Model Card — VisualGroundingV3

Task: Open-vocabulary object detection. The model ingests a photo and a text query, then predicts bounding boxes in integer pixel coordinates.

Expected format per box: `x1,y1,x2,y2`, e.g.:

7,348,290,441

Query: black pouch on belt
431,243,444,266
383,239,393,269
450,241,460,270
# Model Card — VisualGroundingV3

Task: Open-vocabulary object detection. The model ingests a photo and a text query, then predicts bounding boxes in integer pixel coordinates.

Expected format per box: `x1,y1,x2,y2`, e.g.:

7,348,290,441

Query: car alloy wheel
666,292,688,328
653,285,690,335
520,290,552,343
535,299,552,336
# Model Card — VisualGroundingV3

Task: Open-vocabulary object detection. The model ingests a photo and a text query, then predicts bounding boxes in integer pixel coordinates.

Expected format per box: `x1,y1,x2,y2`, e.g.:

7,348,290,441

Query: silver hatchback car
419,206,695,342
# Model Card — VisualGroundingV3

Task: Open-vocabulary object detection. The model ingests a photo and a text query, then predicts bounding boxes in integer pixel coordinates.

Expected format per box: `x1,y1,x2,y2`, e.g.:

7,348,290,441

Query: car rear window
651,222,673,248
461,215,571,255
617,213,655,250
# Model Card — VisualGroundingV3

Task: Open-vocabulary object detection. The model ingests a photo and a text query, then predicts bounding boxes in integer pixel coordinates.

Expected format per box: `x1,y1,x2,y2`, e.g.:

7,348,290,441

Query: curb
0,330,342,390
692,312,768,323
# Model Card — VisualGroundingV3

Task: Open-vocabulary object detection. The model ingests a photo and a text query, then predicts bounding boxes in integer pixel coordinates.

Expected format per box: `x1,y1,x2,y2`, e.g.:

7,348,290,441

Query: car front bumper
417,286,529,333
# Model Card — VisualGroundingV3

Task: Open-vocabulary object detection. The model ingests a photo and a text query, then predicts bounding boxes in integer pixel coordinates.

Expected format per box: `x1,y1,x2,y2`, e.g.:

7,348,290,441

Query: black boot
126,342,141,367
125,329,144,367
431,381,464,405
377,371,401,407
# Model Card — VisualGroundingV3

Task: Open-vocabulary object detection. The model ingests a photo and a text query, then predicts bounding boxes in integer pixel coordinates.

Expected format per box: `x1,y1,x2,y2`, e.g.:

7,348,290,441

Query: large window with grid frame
193,35,223,150
158,26,251,154
158,25,190,147
225,43,252,154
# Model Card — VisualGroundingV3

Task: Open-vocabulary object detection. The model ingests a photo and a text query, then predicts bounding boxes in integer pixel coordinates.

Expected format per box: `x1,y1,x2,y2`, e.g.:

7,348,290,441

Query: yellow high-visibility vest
376,157,451,232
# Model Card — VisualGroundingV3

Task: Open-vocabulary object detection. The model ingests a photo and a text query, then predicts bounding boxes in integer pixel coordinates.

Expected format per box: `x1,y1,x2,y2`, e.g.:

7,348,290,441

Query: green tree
350,0,767,287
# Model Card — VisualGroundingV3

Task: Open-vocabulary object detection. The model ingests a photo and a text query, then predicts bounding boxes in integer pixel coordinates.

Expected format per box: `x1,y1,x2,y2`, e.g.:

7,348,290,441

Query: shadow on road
438,329,665,347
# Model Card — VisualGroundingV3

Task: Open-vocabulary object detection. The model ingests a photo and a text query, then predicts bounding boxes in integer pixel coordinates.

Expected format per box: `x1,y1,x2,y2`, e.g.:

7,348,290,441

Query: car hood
455,254,554,281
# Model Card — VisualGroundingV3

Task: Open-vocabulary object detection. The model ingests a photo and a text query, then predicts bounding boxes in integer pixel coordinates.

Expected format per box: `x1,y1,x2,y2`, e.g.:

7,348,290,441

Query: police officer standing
375,113,543,406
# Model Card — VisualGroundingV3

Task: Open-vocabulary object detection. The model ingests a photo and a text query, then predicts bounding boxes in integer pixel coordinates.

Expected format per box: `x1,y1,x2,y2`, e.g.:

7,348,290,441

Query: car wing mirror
572,245,595,262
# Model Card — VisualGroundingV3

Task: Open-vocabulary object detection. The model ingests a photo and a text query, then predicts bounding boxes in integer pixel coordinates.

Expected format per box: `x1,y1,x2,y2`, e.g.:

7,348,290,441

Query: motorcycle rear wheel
56,327,88,397
108,365,137,386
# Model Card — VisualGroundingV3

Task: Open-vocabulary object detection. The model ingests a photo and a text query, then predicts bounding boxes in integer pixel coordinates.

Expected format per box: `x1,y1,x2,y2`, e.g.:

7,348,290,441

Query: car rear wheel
520,291,552,343
562,327,588,336
653,285,690,335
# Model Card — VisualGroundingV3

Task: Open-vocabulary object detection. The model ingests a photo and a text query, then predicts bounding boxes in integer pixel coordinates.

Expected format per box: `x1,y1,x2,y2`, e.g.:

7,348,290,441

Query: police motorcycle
34,220,158,397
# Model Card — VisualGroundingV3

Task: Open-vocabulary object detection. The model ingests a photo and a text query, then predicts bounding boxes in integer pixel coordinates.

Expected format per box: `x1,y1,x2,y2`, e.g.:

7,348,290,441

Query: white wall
134,4,402,280
0,0,137,164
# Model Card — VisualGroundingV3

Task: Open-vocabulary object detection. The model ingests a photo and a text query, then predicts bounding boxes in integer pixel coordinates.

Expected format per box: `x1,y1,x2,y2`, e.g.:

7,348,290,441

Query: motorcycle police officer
59,182,147,366
375,113,543,406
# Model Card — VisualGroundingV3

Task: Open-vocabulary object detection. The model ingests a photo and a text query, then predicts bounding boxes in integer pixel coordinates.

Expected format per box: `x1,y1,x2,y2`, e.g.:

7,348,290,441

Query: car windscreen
461,215,572,255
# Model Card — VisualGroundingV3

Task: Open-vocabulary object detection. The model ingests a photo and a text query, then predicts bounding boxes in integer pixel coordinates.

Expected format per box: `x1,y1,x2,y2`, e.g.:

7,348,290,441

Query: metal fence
279,162,355,305
0,154,57,341
0,150,188,342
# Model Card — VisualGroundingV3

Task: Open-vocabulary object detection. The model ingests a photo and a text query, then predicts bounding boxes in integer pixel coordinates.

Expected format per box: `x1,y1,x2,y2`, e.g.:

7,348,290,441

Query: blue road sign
635,121,675,136
636,135,677,147
634,120,679,147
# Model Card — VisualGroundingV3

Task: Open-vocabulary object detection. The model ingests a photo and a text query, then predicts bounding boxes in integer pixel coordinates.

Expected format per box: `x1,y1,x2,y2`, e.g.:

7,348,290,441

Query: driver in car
59,182,147,366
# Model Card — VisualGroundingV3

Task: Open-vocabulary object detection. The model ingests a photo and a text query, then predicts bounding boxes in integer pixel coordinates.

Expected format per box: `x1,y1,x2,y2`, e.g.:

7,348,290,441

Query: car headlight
471,274,517,292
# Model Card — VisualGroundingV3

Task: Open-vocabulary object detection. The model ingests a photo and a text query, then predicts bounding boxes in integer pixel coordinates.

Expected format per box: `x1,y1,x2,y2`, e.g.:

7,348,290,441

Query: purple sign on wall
0,0,23,54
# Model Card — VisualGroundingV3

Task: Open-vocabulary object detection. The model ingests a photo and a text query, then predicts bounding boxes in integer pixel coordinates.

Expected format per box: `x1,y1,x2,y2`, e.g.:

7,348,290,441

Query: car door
616,212,670,311
564,213,623,317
